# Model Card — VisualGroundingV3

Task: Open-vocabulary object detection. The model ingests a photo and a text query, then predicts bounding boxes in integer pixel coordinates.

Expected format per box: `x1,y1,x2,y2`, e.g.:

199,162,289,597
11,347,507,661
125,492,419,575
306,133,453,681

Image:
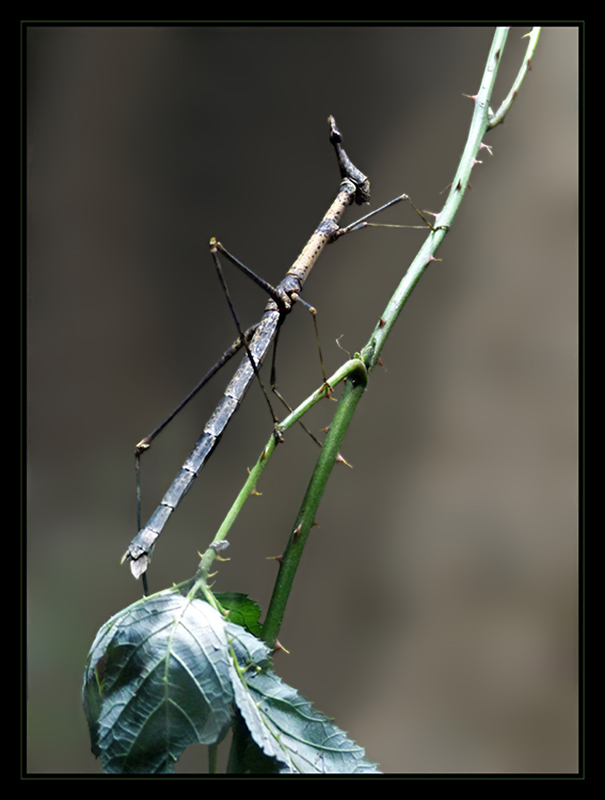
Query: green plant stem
489,27,541,128
262,359,368,650
188,358,364,603
208,743,218,774
261,26,527,649
362,26,513,373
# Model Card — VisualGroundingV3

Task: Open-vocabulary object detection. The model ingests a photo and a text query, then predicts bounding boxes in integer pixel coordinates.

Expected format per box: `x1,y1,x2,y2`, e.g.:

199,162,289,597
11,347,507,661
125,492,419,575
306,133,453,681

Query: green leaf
82,590,235,773
214,592,263,637
83,590,380,774
226,624,381,774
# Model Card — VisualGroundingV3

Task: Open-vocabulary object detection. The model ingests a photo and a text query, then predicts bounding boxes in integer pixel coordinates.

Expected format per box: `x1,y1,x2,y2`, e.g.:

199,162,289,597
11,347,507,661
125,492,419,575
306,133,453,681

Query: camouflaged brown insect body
123,117,370,579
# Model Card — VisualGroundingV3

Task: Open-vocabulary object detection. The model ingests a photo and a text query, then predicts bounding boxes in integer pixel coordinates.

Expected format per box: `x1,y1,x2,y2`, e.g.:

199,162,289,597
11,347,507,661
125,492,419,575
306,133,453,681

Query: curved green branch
262,358,368,649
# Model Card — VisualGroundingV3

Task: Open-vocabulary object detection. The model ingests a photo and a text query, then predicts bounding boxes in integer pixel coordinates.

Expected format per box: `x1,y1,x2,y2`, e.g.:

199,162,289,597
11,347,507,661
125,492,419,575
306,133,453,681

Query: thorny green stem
489,27,541,129
262,359,368,649
190,357,365,603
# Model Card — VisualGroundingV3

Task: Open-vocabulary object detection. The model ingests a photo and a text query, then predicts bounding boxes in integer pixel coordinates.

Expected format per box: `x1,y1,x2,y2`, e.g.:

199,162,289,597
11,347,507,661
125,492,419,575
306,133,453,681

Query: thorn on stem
246,467,262,495
336,453,353,468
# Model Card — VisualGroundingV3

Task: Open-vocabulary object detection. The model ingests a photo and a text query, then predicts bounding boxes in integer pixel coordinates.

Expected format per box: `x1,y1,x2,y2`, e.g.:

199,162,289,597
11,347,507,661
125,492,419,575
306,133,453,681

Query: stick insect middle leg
209,239,335,449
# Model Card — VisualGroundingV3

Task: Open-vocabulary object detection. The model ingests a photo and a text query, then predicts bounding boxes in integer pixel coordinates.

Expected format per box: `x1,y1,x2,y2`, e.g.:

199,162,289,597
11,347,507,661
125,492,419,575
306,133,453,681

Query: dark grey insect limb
210,240,289,428
134,323,260,459
134,322,259,533
123,116,370,579
335,193,443,237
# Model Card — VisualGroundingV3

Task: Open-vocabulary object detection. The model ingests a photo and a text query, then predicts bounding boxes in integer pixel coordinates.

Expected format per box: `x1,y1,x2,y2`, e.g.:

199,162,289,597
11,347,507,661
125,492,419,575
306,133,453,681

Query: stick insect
122,116,435,586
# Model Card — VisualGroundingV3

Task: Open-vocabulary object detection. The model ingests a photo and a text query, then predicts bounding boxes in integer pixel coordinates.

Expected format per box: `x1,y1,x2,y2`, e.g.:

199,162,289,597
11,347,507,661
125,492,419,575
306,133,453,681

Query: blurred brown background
26,26,579,774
